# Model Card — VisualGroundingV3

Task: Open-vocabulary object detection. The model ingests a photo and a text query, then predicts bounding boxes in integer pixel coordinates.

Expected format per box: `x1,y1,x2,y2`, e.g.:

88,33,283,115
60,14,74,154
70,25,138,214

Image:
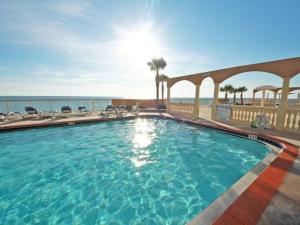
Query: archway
170,80,196,104
289,73,300,106
219,71,282,106
199,77,214,119
167,57,300,131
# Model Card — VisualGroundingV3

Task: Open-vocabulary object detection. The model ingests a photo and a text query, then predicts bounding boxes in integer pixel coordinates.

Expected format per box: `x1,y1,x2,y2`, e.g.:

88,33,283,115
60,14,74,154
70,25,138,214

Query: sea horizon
0,96,297,100
0,96,214,113
1,96,298,114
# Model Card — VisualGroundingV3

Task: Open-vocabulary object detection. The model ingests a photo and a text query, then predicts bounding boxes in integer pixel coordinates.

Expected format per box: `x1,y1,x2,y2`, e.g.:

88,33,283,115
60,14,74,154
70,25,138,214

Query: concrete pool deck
190,116,300,225
0,112,299,225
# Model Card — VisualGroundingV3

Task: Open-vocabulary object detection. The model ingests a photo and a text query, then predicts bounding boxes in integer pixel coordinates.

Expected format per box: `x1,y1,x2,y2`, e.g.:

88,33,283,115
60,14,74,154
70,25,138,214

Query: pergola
167,57,300,130
253,85,300,106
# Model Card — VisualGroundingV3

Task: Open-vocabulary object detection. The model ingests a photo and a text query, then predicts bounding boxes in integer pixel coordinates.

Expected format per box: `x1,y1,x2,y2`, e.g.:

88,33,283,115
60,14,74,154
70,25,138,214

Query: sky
0,0,299,98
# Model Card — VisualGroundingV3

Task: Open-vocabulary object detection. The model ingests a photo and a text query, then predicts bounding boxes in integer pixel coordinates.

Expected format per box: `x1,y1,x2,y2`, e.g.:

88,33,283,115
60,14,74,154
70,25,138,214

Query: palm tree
220,84,234,102
232,87,239,103
147,58,167,106
159,74,169,105
237,86,248,104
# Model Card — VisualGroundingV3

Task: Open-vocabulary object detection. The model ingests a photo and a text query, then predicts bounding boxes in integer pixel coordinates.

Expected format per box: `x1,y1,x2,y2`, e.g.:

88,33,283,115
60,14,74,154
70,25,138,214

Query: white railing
0,98,111,114
251,99,277,106
284,108,300,132
229,105,300,133
168,102,194,117
230,105,278,128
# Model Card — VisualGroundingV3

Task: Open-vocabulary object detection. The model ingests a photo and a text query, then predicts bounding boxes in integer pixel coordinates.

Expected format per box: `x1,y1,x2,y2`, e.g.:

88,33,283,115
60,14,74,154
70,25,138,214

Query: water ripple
0,118,269,224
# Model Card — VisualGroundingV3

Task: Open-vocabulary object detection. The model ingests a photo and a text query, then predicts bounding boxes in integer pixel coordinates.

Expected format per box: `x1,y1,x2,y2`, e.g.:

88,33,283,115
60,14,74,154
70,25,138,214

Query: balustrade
284,108,300,132
168,102,194,116
230,105,278,128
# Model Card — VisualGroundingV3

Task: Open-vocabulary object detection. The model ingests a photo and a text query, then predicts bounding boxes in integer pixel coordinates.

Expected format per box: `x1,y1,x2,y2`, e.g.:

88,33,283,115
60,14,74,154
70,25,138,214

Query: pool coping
186,140,281,225
0,115,138,132
0,113,298,225
165,115,298,225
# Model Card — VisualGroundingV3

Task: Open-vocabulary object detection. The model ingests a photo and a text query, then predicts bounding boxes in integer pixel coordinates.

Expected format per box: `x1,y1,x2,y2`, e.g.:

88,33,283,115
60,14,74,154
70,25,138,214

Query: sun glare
130,118,156,168
117,25,162,64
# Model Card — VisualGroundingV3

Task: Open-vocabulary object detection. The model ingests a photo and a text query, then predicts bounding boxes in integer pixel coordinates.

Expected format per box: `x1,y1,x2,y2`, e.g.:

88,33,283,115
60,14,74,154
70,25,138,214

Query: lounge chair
255,113,271,129
61,106,72,113
102,105,115,117
48,111,59,119
131,104,140,115
131,105,140,112
78,106,89,116
60,106,72,117
6,112,23,121
116,105,128,117
0,113,6,121
105,105,113,111
157,104,166,110
39,111,55,119
25,106,38,114
24,106,39,119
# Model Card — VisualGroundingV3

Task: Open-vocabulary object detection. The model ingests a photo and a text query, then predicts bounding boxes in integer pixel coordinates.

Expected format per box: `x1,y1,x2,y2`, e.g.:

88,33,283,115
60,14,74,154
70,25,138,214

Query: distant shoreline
0,96,297,100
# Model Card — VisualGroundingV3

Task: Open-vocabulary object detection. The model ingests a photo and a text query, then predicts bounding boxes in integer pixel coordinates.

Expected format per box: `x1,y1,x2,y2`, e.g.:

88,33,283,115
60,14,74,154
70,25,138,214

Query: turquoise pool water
0,118,270,224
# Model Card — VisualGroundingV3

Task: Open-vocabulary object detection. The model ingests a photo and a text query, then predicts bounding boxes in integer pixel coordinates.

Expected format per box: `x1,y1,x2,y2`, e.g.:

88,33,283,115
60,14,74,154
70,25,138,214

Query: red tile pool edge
168,116,298,225
212,143,298,225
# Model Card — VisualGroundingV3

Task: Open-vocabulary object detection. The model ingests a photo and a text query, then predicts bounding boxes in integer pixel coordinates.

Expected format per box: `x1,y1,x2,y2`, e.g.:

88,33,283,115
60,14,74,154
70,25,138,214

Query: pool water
0,118,270,225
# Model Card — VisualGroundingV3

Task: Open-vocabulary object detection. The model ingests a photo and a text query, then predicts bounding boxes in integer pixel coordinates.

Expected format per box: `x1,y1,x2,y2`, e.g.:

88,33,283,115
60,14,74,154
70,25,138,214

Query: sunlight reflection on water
130,118,157,168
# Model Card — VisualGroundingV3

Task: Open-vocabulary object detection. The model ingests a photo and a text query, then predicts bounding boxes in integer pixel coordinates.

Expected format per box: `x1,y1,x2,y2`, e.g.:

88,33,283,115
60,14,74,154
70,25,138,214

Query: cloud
46,0,91,18
145,0,160,19
162,49,215,75
32,66,67,78
0,1,213,68
0,1,216,97
29,65,134,86
0,2,122,67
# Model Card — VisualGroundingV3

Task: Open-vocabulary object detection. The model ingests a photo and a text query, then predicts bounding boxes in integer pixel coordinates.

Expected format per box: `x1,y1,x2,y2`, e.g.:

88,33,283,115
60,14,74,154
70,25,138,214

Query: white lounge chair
60,106,72,118
131,104,140,115
116,105,128,117
39,111,54,119
78,106,90,116
100,105,116,117
23,106,39,120
48,111,59,119
0,113,5,121
6,112,23,121
255,113,271,129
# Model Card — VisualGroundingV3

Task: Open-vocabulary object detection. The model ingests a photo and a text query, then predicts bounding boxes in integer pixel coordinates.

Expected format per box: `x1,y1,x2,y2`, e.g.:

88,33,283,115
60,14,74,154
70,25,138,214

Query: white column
167,87,171,113
194,84,200,119
211,82,220,120
279,78,290,108
275,77,290,130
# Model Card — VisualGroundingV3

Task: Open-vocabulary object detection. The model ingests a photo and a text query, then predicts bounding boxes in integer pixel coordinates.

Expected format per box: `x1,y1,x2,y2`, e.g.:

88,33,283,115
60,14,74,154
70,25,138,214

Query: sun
117,25,162,64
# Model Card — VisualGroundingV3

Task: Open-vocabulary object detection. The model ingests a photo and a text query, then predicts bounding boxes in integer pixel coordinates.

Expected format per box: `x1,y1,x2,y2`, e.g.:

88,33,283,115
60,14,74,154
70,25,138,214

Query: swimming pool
0,118,270,224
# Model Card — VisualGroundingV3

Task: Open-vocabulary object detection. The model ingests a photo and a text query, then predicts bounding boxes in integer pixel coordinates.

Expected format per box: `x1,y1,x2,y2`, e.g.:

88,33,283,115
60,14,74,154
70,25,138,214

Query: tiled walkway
192,118,300,225
212,142,298,225
257,153,300,225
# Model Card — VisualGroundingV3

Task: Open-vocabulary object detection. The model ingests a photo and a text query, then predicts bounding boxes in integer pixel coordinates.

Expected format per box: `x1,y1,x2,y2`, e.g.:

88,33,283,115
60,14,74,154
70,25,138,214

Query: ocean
0,96,112,114
0,96,214,114
0,96,297,114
